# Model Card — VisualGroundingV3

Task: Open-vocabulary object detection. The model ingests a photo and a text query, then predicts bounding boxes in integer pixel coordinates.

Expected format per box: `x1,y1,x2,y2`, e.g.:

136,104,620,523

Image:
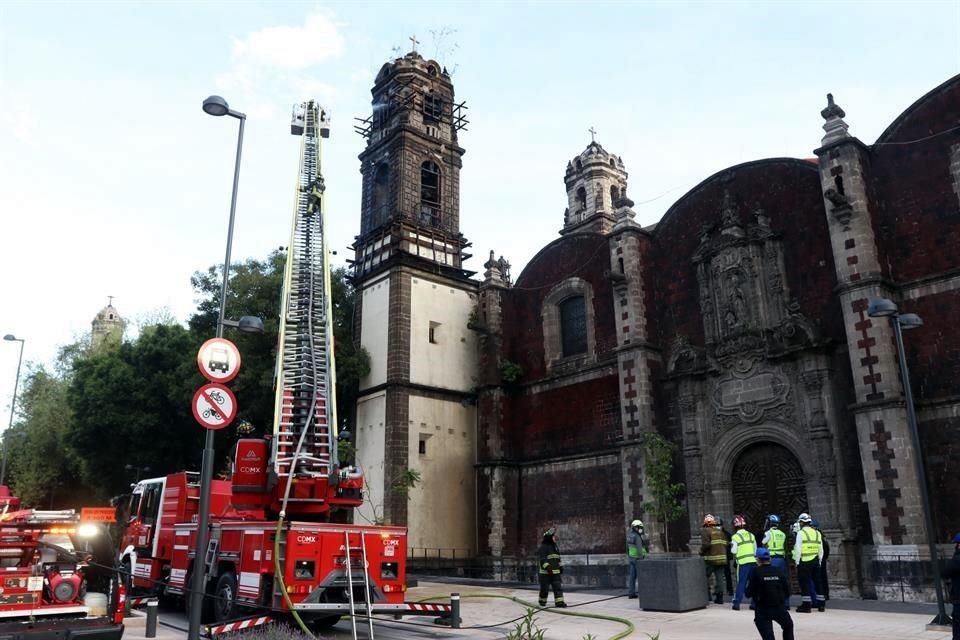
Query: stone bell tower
562,134,629,235
351,47,478,556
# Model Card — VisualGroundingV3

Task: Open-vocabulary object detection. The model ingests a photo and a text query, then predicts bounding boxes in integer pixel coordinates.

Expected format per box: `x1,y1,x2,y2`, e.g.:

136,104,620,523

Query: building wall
406,395,476,554
355,391,387,525
409,276,478,391
359,276,390,389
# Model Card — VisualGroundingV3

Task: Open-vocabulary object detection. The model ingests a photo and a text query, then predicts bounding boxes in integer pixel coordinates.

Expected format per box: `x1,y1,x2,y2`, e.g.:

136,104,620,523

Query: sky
1,0,958,422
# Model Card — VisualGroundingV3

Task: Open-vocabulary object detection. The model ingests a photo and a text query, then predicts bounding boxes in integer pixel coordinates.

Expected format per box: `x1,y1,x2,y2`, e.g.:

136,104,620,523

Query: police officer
626,519,649,599
746,548,795,640
537,527,566,608
940,532,960,640
700,514,727,604
792,513,824,612
730,514,757,610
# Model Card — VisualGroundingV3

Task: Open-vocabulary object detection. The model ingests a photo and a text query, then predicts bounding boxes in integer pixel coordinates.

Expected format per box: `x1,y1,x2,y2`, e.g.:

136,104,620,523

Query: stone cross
409,35,420,52
589,126,597,143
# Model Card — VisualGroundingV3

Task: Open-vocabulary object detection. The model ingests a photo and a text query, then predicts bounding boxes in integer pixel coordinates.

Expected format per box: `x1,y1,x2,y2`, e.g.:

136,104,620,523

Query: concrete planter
637,555,709,612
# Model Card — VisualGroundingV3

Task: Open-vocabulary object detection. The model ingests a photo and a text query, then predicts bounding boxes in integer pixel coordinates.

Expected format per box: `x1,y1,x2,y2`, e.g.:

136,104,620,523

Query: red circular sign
197,338,241,383
192,383,238,430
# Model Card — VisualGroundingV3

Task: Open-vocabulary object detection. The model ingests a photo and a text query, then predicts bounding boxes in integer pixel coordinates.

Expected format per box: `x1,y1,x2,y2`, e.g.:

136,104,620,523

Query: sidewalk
406,580,954,640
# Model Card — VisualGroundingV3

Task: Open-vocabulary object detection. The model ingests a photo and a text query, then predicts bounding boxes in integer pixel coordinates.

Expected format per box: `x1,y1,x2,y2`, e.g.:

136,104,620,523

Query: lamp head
898,313,923,330
237,316,264,334
202,95,230,117
3,335,16,341
867,297,898,318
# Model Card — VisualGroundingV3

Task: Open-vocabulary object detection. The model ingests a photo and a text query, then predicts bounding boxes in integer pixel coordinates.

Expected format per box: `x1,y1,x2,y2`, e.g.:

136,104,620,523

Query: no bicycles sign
192,383,237,430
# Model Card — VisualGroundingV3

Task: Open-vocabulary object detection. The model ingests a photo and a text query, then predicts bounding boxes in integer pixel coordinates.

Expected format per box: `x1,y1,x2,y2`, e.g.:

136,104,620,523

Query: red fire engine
119,102,448,634
0,486,125,639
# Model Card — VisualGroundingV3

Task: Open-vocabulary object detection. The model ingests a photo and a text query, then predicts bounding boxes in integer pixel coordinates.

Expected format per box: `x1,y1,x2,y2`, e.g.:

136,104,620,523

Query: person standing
719,516,735,596
792,513,824,612
812,518,830,601
626,519,650,599
940,532,960,640
746,548,794,640
762,514,789,607
730,514,758,611
537,527,566,608
700,514,727,604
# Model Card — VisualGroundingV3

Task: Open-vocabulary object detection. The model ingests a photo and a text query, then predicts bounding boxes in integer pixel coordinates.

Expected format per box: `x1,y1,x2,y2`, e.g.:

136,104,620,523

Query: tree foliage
5,252,368,507
641,432,686,551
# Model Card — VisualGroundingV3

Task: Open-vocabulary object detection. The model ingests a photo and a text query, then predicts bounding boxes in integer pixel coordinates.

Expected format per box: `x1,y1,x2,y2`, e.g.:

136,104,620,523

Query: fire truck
0,486,125,639
118,102,448,634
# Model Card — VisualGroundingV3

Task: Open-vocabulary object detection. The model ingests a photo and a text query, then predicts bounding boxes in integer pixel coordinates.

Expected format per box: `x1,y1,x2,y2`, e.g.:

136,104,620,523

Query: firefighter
792,512,824,612
301,176,325,216
700,514,727,604
745,548,794,640
730,514,757,610
719,516,735,595
537,527,566,608
626,519,649,599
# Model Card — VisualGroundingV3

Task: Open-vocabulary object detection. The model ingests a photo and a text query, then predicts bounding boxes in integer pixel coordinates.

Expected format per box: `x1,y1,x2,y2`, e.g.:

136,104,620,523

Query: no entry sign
197,338,241,383
192,383,238,430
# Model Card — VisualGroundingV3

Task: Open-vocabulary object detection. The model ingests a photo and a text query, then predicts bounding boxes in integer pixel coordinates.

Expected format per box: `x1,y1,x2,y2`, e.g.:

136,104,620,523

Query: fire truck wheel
213,572,237,622
311,615,341,630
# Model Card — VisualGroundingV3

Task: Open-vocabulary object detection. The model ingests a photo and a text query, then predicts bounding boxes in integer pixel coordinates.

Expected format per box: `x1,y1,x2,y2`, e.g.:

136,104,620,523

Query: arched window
610,185,620,207
373,164,389,225
575,158,583,173
420,160,441,226
559,296,587,357
576,187,587,211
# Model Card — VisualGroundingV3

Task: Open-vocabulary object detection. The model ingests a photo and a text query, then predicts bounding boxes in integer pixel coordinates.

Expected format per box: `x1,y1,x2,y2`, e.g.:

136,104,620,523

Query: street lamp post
867,297,952,627
189,96,246,640
2,335,25,486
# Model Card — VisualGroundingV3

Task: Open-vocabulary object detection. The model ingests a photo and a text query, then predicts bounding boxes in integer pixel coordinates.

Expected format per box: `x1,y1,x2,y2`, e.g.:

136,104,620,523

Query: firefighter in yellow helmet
537,527,565,608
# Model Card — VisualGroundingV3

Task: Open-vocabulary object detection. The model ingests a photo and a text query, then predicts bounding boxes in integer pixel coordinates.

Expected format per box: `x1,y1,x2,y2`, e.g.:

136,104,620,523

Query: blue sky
1,0,958,420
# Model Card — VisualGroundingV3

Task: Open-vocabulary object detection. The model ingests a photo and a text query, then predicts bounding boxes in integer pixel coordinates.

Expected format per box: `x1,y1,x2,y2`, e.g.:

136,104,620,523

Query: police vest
799,527,822,562
732,529,757,565
766,529,786,556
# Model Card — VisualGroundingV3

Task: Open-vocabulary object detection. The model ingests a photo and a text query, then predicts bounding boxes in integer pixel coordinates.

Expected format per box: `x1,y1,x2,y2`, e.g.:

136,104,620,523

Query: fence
406,548,957,603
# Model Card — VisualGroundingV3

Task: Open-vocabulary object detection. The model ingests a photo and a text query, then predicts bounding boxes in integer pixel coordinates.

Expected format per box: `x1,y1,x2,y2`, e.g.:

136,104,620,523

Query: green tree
641,432,686,551
6,365,84,507
67,323,202,499
189,251,286,434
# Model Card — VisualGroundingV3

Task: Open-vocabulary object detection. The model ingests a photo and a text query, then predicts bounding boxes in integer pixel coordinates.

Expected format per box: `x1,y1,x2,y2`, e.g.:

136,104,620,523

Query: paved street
128,580,954,640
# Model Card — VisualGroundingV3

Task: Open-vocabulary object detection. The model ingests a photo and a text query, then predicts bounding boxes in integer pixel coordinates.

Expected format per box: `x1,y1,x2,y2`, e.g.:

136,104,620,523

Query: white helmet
798,512,812,525
631,519,644,529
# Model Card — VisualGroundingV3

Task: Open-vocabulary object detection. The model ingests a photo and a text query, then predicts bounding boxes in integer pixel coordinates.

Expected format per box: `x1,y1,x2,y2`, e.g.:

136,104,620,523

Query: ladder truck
118,102,449,636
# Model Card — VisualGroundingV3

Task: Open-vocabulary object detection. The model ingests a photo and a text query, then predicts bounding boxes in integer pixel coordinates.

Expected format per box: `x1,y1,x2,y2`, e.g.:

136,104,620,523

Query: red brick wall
504,376,621,460
902,291,960,401
870,77,960,282
518,461,623,555
918,417,960,540
650,159,843,347
503,233,616,380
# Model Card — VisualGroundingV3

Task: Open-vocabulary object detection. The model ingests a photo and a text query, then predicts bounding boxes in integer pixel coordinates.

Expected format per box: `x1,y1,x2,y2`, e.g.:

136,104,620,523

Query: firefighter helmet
631,519,644,529
543,527,556,539
798,512,812,525
236,419,255,435
703,514,716,526
732,514,747,528
766,514,781,527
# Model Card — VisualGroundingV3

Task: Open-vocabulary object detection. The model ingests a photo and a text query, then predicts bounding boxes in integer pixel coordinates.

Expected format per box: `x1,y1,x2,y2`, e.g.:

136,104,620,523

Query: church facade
352,53,960,599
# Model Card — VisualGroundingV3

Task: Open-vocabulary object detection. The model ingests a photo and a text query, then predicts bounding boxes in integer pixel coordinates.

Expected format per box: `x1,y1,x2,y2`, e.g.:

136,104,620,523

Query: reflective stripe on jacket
731,529,757,565
701,526,727,565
